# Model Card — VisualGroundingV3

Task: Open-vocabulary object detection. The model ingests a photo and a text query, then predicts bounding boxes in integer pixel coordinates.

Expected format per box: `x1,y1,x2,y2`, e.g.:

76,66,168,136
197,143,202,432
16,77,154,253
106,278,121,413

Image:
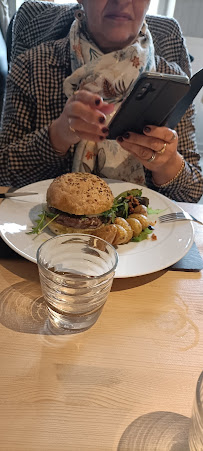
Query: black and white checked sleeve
0,45,73,188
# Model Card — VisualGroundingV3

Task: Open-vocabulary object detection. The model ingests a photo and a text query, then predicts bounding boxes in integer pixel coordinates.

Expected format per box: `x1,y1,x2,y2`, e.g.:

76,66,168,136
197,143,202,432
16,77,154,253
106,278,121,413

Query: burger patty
48,207,104,229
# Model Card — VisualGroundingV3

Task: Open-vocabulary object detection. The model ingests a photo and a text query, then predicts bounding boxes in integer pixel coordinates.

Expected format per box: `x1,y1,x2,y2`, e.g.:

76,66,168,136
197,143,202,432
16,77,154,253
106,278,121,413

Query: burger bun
46,172,114,215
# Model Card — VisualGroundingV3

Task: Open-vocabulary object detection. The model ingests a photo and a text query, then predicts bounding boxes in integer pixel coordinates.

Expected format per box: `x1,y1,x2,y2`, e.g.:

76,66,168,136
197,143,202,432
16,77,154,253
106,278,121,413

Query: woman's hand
49,90,114,155
117,125,183,186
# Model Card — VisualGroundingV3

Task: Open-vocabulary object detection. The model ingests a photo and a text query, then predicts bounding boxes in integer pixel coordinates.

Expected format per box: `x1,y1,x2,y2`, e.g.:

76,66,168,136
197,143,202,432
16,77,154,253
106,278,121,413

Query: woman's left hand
117,125,183,185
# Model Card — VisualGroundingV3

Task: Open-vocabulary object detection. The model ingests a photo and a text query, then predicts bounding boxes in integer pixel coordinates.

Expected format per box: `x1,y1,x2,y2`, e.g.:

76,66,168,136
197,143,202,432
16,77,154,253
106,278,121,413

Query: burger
45,172,115,237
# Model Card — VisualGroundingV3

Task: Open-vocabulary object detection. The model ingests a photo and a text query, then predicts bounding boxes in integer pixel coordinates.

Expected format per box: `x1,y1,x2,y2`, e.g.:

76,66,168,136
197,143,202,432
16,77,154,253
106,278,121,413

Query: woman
0,0,202,202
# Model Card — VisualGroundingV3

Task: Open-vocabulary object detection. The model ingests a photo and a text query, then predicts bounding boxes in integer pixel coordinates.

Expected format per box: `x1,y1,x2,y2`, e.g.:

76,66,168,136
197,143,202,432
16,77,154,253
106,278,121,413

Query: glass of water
37,233,118,333
189,371,203,450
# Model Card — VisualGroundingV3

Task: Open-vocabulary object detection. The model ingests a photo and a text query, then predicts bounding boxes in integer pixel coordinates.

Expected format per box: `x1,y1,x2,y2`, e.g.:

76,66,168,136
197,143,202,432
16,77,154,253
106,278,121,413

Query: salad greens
132,228,153,242
101,188,149,222
147,207,166,215
27,211,59,235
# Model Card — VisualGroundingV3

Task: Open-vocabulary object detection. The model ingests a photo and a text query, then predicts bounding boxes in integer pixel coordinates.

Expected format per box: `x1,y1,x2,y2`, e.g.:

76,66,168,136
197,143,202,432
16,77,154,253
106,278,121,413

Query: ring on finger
147,151,156,163
157,142,167,154
69,125,76,133
68,117,76,134
73,90,79,96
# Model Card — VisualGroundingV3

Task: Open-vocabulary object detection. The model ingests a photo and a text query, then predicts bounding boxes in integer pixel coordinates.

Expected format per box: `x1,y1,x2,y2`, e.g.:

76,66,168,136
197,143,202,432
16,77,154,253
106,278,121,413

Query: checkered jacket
0,0,202,202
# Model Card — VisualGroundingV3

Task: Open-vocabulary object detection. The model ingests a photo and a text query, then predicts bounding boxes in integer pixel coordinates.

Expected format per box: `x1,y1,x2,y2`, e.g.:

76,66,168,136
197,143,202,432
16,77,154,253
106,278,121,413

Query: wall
7,0,15,19
174,0,203,38
185,37,203,152
174,0,203,153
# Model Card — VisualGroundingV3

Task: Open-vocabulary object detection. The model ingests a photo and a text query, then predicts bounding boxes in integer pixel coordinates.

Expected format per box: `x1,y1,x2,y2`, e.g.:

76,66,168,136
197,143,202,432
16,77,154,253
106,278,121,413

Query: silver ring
157,143,167,154
147,151,156,163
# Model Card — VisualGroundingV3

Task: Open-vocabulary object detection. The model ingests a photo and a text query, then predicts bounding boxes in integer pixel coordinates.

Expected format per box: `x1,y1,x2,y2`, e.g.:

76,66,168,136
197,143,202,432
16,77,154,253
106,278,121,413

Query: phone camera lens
144,83,151,90
136,93,143,99
136,82,152,99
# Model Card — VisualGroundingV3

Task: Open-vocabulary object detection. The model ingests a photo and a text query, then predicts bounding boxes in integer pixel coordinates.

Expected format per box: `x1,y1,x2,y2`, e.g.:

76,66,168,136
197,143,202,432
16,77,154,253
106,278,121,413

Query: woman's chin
100,35,135,52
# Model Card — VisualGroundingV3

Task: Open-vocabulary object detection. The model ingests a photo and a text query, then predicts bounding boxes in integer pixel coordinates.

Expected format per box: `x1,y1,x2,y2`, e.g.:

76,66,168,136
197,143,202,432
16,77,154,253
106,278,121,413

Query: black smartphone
107,72,190,139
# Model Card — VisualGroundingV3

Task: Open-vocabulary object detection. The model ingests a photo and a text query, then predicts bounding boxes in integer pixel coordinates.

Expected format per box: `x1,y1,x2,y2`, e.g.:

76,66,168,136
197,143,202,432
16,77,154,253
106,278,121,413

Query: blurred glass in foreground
189,371,203,450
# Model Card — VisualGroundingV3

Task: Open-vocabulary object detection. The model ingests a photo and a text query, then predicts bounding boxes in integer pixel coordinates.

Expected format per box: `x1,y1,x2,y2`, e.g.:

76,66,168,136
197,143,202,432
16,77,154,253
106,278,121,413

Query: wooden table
0,199,203,451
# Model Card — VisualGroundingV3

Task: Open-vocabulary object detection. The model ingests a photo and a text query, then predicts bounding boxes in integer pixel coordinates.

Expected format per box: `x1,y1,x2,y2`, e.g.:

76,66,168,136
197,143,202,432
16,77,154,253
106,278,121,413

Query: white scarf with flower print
63,17,155,184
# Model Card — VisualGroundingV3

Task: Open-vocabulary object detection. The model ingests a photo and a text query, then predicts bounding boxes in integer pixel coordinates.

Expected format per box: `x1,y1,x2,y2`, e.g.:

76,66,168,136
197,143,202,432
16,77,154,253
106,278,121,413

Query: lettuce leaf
131,227,153,242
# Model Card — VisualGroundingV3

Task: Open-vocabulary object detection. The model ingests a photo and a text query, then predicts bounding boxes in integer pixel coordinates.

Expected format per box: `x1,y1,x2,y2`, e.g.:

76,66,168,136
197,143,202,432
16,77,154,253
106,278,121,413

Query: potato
126,218,142,237
114,217,133,243
133,204,148,216
113,225,128,245
128,213,150,230
93,224,117,244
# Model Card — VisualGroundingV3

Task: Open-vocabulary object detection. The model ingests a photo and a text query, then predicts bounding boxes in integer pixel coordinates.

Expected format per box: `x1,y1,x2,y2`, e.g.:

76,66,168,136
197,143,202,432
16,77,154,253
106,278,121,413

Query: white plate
0,179,194,278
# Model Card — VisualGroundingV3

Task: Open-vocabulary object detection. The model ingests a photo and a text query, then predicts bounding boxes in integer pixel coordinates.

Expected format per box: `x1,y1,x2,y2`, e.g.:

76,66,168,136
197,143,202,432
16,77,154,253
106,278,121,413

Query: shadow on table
0,279,46,333
112,270,167,291
0,278,98,336
117,411,190,451
0,236,40,279
0,279,72,335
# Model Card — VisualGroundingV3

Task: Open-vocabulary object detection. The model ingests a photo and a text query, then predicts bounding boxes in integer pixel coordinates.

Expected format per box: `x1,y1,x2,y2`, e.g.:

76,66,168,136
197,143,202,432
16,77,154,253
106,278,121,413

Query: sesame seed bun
46,173,114,215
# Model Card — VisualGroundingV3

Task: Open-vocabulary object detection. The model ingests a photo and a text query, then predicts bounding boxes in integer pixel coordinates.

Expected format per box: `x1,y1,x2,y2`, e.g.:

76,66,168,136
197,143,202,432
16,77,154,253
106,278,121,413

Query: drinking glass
189,371,203,450
37,233,118,333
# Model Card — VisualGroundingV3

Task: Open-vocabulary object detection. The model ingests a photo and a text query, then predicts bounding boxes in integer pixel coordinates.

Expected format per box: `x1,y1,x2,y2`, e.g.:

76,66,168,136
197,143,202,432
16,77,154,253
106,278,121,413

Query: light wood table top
0,199,203,451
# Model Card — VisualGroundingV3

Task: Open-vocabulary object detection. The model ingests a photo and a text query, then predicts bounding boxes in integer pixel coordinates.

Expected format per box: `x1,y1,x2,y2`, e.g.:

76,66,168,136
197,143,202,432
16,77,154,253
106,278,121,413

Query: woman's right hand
49,90,115,155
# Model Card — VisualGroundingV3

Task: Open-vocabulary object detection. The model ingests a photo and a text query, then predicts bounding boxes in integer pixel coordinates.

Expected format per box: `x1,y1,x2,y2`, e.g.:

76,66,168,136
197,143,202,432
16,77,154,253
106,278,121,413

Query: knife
0,192,38,198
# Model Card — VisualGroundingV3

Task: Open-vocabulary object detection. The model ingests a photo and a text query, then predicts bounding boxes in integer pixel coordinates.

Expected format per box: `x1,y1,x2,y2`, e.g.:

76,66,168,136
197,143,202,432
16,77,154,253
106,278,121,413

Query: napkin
169,242,203,272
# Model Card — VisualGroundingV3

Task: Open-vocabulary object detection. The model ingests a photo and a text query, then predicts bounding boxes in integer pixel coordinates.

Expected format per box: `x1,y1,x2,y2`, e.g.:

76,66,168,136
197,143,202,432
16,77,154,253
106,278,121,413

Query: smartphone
107,72,190,139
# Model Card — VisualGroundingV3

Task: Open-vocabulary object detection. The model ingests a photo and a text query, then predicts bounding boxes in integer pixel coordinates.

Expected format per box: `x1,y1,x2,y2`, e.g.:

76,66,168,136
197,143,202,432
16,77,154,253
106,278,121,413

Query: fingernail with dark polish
144,126,151,133
117,136,124,143
99,136,104,140
102,127,109,134
95,99,100,106
123,132,130,139
99,116,105,124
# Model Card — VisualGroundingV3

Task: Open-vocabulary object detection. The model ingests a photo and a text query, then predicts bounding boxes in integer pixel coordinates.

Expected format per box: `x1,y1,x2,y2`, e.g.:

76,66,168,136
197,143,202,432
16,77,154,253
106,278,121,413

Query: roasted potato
114,217,133,243
126,218,142,237
93,224,117,244
128,213,150,230
133,204,148,216
113,225,129,245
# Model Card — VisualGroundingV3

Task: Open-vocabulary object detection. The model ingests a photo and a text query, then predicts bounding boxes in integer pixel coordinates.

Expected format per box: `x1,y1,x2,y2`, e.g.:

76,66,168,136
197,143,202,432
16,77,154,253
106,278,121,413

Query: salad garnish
27,211,59,235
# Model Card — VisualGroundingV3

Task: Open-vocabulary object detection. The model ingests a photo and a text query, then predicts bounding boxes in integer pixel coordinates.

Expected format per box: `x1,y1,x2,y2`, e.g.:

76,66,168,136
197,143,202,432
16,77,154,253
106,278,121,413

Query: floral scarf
63,16,155,184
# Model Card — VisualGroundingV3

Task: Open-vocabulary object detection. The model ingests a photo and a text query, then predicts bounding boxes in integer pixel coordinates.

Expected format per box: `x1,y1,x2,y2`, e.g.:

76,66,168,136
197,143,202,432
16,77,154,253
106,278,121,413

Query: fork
159,211,203,225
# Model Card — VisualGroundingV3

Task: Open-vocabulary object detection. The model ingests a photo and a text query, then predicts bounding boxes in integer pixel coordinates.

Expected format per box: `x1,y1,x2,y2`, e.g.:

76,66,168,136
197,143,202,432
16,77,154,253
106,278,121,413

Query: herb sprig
26,211,59,235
